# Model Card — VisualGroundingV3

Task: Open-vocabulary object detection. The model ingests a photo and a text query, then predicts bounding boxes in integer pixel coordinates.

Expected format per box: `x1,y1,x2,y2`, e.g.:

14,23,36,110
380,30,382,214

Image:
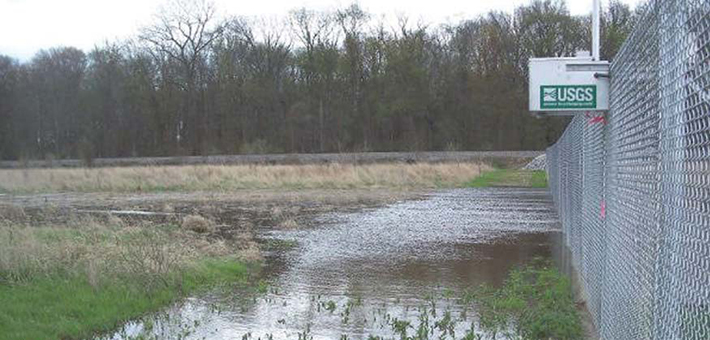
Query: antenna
592,0,600,61
527,0,610,116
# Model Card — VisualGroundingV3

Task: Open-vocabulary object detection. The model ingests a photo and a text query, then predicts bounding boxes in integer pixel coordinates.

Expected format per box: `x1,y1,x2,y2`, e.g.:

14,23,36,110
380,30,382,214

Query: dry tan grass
278,218,299,229
236,241,263,262
181,214,214,233
0,204,27,221
0,213,254,287
0,162,491,194
271,205,302,229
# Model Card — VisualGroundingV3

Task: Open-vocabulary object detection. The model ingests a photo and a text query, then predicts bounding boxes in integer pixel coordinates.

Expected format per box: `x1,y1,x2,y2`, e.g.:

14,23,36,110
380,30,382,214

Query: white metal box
529,57,610,115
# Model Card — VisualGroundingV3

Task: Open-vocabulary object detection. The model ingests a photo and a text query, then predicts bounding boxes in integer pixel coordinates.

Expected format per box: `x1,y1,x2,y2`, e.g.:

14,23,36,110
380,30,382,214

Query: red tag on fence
586,112,607,125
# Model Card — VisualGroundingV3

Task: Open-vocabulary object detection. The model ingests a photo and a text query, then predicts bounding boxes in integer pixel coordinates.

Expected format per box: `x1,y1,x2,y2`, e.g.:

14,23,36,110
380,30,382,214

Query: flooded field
103,188,560,340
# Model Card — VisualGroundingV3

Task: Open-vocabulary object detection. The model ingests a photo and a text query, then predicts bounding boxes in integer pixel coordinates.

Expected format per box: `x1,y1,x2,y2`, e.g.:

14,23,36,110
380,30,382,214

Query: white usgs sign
540,85,597,109
529,57,610,115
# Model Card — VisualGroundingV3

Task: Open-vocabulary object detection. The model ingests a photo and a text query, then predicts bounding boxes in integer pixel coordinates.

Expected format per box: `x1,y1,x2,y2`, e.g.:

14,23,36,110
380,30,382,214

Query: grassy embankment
0,208,259,340
0,163,492,194
468,169,547,188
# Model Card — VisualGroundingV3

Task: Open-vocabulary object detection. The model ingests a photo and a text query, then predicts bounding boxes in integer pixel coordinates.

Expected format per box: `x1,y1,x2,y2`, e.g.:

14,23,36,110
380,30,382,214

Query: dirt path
0,151,542,169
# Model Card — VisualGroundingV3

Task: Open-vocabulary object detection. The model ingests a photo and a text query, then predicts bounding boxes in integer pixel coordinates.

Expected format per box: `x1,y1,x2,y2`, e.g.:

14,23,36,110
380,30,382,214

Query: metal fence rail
546,1,710,339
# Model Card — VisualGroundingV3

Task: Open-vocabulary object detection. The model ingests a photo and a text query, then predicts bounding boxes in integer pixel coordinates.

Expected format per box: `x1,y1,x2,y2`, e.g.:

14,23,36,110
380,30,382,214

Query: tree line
0,0,636,161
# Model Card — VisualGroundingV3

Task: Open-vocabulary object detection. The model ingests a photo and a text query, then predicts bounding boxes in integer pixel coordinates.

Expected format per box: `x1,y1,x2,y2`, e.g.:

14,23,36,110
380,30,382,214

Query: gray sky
1,0,642,61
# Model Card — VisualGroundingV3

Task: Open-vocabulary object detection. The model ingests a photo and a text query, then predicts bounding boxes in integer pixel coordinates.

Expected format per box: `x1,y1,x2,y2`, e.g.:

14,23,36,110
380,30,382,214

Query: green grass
529,171,548,188
468,169,547,188
475,261,583,340
0,258,248,340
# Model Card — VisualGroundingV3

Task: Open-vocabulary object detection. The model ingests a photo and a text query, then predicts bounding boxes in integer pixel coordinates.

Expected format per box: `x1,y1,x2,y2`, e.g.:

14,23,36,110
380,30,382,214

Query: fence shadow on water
546,1,710,339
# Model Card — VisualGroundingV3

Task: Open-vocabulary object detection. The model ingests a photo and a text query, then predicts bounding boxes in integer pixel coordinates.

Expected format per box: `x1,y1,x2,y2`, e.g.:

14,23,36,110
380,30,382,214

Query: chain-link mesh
546,1,710,339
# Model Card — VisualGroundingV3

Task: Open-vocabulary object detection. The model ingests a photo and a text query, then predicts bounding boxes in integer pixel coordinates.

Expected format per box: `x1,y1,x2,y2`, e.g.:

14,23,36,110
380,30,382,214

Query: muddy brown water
103,188,561,340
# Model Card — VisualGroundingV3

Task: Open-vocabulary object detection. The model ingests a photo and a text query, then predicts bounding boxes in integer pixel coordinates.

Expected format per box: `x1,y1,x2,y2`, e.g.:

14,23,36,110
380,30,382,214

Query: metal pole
592,0,601,60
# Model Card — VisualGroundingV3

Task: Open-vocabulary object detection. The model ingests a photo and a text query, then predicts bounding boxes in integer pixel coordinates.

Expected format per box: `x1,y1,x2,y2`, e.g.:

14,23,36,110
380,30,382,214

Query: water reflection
104,188,561,340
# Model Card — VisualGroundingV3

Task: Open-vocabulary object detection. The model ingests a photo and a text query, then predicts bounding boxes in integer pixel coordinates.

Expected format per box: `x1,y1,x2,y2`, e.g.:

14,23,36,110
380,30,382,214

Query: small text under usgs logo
540,85,597,109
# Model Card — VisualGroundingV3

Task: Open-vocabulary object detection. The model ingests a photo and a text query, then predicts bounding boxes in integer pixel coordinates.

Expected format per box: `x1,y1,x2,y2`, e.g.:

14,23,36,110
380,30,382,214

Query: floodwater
104,188,561,340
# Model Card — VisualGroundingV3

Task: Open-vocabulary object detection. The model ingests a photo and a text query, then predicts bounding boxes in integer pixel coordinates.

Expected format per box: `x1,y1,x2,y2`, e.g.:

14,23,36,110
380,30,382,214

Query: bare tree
337,4,370,147
140,0,223,154
0,56,18,160
0,1,637,160
289,8,337,54
289,8,338,151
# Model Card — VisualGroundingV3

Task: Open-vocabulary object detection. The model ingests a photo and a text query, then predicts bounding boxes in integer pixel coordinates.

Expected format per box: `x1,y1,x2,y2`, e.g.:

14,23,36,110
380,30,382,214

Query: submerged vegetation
0,208,257,340
468,169,547,188
108,261,583,340
0,161,564,340
0,162,491,194
367,262,581,340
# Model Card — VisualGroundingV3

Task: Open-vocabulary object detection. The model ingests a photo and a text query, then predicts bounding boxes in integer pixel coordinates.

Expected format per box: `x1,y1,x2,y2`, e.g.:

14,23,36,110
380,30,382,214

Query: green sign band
540,85,597,109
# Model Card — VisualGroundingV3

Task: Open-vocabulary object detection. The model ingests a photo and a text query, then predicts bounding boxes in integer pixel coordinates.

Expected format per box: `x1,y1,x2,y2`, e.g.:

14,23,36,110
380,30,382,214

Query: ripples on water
104,188,560,340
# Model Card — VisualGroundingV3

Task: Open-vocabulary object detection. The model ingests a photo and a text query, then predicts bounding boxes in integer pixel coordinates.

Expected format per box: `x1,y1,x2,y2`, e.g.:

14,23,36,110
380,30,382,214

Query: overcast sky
1,0,642,61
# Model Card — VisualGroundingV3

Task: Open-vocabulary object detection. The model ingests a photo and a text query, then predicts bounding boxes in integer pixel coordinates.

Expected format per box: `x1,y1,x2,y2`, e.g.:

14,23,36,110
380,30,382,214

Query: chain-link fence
546,1,710,339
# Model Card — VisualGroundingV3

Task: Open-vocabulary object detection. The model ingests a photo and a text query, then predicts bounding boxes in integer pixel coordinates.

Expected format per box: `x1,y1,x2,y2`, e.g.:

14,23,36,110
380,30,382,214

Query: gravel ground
523,154,547,170
0,151,543,169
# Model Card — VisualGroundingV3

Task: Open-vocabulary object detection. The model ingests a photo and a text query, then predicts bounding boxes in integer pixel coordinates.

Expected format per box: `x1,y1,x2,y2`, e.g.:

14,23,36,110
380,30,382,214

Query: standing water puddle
104,188,560,340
